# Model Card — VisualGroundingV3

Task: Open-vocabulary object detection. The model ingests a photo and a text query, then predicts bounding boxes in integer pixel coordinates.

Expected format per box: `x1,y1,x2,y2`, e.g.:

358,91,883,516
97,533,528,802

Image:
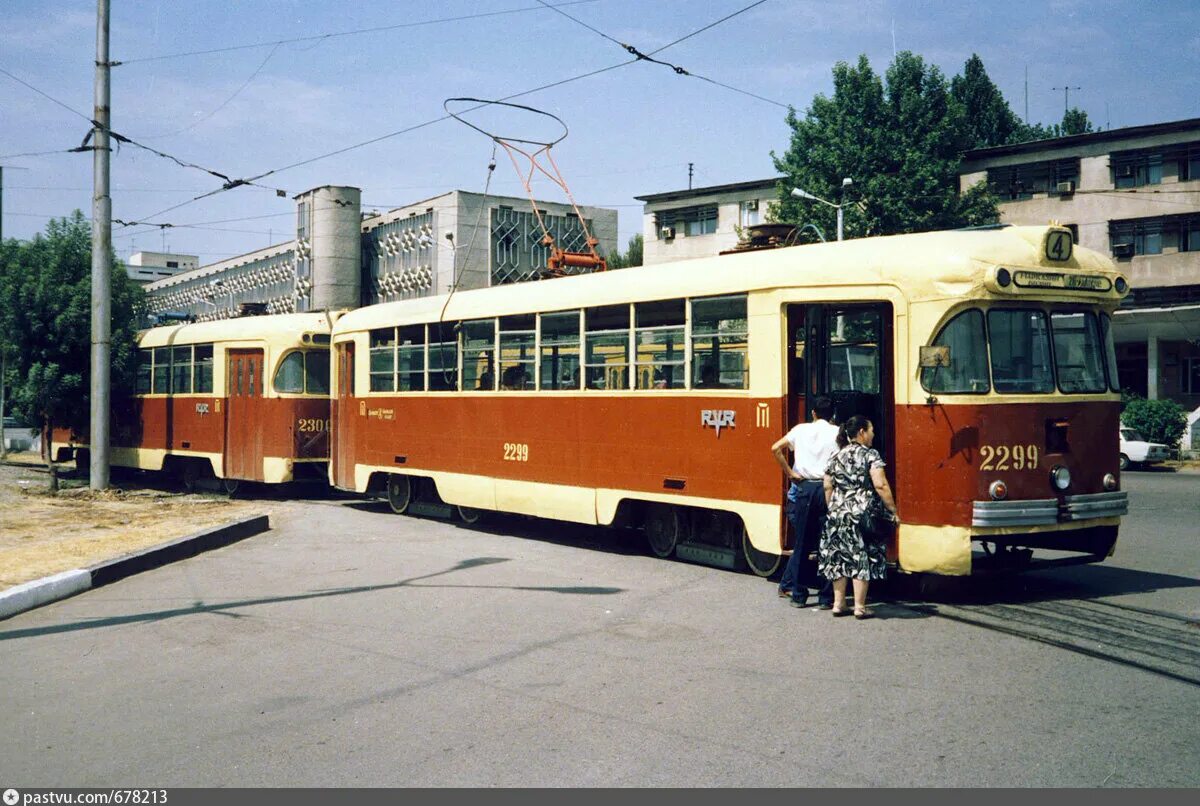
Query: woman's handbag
862,494,894,542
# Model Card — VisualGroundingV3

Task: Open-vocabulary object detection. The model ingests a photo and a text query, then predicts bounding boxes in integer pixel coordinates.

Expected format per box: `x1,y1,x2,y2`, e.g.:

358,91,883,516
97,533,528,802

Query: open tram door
786,303,896,549
331,341,356,490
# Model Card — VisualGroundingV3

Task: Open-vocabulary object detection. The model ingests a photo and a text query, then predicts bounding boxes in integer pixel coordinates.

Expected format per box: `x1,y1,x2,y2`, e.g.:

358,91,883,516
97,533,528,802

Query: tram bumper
899,492,1128,576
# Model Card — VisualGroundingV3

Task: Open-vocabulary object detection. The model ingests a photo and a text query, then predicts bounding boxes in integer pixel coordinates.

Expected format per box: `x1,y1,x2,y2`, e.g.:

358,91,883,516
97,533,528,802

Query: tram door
331,342,356,489
225,349,266,481
788,303,894,468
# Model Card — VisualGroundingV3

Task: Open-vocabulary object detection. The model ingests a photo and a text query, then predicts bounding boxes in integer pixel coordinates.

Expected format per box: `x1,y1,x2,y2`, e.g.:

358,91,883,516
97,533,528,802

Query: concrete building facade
145,186,617,322
959,118,1200,417
125,251,198,285
635,178,780,265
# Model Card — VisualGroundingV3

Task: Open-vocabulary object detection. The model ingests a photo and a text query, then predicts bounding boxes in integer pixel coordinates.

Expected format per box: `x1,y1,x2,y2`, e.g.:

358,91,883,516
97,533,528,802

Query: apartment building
960,118,1200,414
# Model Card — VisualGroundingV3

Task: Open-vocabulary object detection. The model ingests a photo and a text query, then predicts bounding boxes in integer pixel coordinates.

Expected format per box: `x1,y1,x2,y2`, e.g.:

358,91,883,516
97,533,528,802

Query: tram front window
988,309,1054,393
1051,311,1107,393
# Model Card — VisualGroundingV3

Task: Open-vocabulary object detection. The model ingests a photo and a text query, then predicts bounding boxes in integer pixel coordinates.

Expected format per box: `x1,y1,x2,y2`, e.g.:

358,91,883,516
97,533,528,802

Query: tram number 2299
503,442,529,462
980,443,1039,471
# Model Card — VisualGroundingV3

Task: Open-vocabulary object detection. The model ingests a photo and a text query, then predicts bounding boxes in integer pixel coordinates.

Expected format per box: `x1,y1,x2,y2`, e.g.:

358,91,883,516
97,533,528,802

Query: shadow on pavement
0,556,624,642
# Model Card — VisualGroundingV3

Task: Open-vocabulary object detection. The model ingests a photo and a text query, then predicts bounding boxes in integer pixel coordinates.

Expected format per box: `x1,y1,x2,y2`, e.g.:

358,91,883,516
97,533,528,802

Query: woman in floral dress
818,415,899,619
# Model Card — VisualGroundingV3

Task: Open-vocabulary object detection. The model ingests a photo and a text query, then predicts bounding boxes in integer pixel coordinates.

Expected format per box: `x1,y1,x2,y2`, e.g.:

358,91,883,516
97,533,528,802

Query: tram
330,224,1128,576
54,312,338,491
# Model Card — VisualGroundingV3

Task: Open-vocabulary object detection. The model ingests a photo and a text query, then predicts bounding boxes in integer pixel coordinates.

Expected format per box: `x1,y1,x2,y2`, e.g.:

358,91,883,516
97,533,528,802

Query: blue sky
2,0,1198,264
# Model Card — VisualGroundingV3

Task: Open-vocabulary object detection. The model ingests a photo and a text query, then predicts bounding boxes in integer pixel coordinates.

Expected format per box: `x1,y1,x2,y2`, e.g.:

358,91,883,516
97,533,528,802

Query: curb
0,514,270,621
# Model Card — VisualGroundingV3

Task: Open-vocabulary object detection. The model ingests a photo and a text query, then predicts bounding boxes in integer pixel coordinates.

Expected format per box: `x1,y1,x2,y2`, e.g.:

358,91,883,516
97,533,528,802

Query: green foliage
1059,107,1094,136
772,52,1000,241
951,54,1024,149
1122,396,1188,448
0,210,145,437
607,233,643,269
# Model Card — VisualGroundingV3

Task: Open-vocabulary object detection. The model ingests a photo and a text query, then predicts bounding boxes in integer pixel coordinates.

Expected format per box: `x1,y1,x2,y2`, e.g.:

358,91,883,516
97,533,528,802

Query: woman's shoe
853,607,875,620
831,607,851,617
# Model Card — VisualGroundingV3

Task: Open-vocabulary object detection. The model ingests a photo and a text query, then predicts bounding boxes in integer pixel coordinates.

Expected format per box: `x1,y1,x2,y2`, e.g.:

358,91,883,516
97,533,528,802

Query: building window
166,261,179,268
1184,357,1200,395
1110,214,1200,257
739,200,762,228
987,159,1080,200
655,206,718,239
1112,151,1163,188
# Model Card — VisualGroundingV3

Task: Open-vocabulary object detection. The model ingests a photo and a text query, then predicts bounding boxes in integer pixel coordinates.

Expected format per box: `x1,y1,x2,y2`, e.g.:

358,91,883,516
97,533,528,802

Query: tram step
676,542,738,570
408,500,454,519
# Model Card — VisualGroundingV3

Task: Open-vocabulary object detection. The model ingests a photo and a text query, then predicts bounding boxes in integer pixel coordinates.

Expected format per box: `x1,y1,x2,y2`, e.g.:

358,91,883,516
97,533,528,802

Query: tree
1059,107,1094,136
1122,396,1188,451
772,52,999,241
607,233,643,269
0,211,145,458
951,54,1024,149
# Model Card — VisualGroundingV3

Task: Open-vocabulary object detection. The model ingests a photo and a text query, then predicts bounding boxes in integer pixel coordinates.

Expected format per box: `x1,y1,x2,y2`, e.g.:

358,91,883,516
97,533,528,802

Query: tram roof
334,225,1121,334
138,311,338,348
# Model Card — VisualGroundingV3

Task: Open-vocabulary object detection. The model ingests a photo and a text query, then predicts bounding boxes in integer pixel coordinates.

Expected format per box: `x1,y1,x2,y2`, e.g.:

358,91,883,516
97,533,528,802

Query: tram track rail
890,595,1200,687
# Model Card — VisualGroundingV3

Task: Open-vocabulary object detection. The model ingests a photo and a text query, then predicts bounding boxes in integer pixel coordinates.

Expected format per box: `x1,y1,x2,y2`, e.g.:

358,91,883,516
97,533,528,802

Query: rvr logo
701,409,736,436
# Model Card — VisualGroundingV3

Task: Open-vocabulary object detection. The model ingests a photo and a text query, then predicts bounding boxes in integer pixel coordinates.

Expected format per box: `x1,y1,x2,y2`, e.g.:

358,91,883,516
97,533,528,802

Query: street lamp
791,177,852,241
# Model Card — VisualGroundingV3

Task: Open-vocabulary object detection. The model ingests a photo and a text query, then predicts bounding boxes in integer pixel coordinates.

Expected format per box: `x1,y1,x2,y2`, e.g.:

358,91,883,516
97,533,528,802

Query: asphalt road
1,470,1197,787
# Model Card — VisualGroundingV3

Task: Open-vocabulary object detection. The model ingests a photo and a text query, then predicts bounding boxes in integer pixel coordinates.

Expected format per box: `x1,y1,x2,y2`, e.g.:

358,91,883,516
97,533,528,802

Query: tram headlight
1115,276,1129,294
996,267,1012,288
1050,465,1071,491
988,480,1008,500
1103,473,1118,491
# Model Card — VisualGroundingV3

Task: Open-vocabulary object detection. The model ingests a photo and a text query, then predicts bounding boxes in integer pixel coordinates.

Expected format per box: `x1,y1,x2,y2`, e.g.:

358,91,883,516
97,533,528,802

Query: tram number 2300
503,442,530,462
979,443,1039,471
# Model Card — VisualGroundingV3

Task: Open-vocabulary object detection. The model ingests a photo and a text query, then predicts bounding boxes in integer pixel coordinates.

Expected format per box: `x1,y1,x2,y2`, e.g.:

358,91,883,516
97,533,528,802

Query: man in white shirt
770,396,838,608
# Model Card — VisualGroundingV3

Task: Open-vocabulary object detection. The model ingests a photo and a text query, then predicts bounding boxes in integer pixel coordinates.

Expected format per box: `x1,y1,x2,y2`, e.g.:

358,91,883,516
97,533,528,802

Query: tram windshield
922,306,1118,395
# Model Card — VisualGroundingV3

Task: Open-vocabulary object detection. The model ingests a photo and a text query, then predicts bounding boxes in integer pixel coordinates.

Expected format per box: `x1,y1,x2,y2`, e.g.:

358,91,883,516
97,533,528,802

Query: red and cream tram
329,224,1128,576
55,312,338,492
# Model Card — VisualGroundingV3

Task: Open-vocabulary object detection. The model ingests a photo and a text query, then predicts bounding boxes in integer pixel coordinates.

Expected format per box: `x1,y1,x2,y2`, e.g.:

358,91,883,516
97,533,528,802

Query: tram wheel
222,478,241,497
456,505,483,525
386,474,412,515
643,504,682,558
180,461,202,493
741,528,782,577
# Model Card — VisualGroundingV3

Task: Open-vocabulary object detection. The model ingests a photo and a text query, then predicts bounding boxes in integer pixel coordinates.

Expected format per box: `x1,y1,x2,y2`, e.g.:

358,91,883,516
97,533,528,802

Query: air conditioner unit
1112,242,1135,258
661,226,675,240
1056,180,1076,195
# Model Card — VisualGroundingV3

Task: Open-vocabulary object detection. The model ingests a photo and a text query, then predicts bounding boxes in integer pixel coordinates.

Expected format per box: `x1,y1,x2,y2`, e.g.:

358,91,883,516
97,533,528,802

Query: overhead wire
534,0,787,108
112,1,603,65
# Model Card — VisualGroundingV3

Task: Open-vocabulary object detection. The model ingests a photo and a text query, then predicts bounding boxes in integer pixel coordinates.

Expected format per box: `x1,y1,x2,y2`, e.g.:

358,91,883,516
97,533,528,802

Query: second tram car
55,312,338,491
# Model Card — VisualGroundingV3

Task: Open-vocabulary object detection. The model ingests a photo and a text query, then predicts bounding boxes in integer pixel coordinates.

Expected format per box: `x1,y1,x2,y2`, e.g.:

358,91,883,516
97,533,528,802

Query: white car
1119,427,1170,470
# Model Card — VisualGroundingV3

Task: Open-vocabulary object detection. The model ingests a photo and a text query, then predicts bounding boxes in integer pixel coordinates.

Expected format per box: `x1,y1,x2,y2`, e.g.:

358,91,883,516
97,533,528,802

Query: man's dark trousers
778,480,833,606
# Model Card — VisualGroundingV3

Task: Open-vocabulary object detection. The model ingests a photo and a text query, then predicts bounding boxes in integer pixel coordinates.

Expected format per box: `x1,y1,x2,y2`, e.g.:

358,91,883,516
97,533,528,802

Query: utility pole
1024,65,1029,124
1,165,6,460
1052,85,1081,115
90,0,112,490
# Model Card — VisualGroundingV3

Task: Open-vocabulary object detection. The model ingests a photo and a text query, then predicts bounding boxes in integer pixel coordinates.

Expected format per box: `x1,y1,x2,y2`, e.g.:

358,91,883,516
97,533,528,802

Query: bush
1121,396,1188,449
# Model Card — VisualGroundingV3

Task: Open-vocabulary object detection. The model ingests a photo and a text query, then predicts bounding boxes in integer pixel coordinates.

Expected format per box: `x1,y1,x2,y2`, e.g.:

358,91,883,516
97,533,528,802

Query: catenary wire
113,1,602,65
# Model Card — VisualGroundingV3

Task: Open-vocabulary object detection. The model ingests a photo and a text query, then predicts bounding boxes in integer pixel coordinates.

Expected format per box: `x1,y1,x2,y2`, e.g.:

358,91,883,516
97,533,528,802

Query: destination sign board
1012,270,1112,292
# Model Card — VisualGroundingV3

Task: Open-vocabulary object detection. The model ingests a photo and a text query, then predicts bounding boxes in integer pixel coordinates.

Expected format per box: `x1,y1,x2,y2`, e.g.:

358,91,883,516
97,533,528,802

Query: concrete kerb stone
0,514,270,621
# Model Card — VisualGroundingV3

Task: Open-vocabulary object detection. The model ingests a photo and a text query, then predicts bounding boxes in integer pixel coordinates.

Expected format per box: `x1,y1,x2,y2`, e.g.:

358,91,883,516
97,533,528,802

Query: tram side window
1098,313,1121,392
194,345,213,393
584,305,630,390
171,346,193,394
428,322,459,392
396,325,425,392
498,314,535,390
369,328,397,392
691,294,748,389
920,309,989,393
539,310,581,390
463,319,497,391
152,347,171,394
988,309,1054,393
635,299,686,389
135,349,152,394
275,352,306,393
1051,311,1107,393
